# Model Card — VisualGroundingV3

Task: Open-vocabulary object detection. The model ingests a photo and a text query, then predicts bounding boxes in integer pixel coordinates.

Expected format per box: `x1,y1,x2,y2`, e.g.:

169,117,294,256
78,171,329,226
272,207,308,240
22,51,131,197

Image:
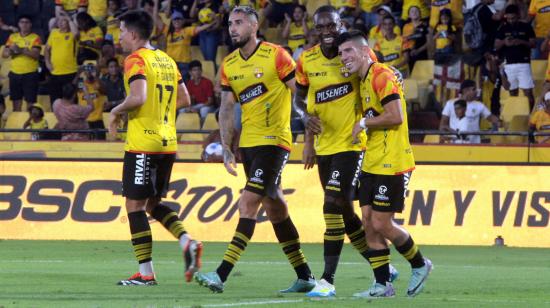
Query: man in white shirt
440,79,499,143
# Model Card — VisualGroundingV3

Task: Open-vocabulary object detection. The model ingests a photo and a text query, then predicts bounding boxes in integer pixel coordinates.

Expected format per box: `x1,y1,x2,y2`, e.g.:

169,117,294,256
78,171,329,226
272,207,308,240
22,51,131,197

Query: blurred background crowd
0,0,549,148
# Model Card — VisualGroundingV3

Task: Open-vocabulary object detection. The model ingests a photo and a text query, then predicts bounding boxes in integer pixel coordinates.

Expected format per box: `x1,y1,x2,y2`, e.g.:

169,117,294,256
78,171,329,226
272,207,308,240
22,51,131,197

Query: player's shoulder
299,44,322,63
371,62,395,78
258,40,283,53
222,49,240,68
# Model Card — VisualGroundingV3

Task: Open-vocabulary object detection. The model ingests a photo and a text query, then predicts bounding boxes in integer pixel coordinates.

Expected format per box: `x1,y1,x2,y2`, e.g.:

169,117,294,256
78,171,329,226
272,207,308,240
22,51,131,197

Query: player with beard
193,6,315,294
338,30,432,298
293,6,398,297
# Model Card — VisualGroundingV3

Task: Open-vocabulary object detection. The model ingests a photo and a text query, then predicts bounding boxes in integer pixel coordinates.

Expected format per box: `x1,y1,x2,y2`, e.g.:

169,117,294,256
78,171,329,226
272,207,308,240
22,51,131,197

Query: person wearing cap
165,10,214,81
367,6,401,46
45,14,79,105
440,79,499,144
495,4,536,111
529,91,550,144
23,103,48,141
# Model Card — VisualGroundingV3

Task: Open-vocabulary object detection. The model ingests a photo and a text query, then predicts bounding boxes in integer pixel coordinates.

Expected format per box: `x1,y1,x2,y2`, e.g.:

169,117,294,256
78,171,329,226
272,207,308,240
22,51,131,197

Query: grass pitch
0,240,548,307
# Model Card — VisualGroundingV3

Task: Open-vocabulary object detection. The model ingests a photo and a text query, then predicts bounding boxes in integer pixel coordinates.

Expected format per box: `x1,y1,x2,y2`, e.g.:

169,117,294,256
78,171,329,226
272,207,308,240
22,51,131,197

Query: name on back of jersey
315,82,353,104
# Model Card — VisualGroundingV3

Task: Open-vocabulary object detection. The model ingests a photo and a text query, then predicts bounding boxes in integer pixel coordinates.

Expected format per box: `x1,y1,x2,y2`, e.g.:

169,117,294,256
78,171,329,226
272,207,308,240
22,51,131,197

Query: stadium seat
190,46,205,62
500,96,530,124
403,79,418,101
176,112,200,131
180,132,205,142
44,112,58,128
505,115,529,144
410,60,434,81
423,134,440,143
4,112,31,140
202,113,218,130
201,60,216,81
216,45,229,65
531,60,548,81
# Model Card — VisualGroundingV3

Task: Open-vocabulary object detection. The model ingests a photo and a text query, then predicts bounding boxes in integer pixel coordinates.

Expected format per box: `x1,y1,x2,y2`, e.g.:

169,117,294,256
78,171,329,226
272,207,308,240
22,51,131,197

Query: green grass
0,240,548,307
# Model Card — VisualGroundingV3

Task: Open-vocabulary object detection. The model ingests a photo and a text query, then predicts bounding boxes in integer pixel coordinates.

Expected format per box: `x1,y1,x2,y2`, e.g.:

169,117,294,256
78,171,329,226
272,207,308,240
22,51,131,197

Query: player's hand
223,148,238,176
302,142,316,170
306,115,322,135
108,112,120,138
352,121,363,144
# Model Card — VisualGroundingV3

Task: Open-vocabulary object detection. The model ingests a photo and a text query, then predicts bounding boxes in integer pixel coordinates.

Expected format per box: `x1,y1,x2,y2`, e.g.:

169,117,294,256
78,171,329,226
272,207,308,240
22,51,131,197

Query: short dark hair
119,10,154,40
382,15,395,23
18,15,33,23
106,58,119,66
460,79,476,92
189,60,202,70
231,5,259,21
314,5,338,17
336,29,368,47
454,99,467,109
505,4,519,15
62,84,77,100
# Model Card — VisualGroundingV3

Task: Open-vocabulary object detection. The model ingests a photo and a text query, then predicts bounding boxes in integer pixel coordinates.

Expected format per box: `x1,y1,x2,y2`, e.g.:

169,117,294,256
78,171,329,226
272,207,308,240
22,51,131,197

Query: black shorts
317,151,363,201
240,145,289,199
358,172,412,213
9,72,38,102
122,151,175,200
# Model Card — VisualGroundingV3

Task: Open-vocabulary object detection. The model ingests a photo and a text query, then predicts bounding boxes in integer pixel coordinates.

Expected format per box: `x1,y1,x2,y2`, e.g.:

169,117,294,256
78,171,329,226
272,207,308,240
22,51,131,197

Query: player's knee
371,218,392,236
238,192,262,218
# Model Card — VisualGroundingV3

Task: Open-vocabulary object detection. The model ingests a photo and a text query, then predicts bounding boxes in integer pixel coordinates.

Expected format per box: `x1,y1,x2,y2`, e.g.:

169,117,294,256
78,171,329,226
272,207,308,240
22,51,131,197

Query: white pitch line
201,299,304,307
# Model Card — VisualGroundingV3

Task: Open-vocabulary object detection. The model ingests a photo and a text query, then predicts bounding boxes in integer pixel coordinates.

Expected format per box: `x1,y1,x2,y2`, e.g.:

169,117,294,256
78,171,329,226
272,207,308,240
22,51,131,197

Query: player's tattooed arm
293,84,322,134
220,90,238,176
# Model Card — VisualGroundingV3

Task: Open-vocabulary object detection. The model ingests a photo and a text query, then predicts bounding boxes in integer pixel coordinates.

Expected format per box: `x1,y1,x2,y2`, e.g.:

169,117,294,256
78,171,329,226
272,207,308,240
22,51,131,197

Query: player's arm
176,81,191,109
108,78,147,136
219,89,238,176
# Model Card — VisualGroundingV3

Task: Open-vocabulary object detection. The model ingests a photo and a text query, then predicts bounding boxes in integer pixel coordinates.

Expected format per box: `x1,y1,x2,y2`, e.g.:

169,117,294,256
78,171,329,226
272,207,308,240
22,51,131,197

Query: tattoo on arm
220,90,236,150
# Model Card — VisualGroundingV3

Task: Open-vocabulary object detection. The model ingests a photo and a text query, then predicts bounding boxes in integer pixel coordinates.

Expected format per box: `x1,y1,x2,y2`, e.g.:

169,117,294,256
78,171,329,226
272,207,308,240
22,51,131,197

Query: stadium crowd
0,0,549,144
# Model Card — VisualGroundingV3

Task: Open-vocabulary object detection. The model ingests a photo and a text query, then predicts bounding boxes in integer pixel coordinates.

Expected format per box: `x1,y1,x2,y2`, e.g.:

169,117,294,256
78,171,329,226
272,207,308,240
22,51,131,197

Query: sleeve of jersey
124,54,146,84
220,63,232,92
94,28,104,42
32,35,42,47
6,34,13,47
275,46,296,83
528,0,536,15
294,55,308,89
373,68,401,105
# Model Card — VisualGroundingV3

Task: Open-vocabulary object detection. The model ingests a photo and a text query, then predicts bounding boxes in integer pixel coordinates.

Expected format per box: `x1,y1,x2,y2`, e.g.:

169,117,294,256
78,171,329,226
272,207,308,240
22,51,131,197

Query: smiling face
314,11,342,50
228,11,257,48
338,40,364,74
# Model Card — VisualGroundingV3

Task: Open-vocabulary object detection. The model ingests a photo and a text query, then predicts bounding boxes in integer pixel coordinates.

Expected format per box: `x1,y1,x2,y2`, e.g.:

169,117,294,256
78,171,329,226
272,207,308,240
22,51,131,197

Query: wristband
359,118,367,130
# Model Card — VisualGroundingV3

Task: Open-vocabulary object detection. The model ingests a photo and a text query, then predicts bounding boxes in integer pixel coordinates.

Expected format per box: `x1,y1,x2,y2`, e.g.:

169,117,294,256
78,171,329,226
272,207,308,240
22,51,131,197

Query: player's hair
314,5,338,17
231,5,259,22
119,10,154,40
336,30,368,47
454,99,467,109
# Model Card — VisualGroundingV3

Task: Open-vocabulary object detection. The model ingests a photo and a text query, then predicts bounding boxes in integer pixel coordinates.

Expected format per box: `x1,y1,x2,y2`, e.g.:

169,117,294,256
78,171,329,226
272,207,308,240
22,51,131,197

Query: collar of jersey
238,40,262,61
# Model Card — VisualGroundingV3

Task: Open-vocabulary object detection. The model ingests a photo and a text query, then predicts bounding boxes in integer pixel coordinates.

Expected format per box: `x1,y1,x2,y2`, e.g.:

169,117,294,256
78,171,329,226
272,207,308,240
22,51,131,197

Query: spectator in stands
292,28,318,60
142,0,168,48
368,6,401,45
282,4,309,52
374,15,410,77
105,1,123,54
468,0,503,65
440,79,500,144
23,103,48,141
45,15,79,104
401,0,430,24
76,12,103,64
98,40,116,76
1,15,42,112
0,17,18,33
122,0,139,11
481,52,510,116
355,0,382,30
53,83,93,141
50,0,88,30
329,0,354,26
166,11,213,81
403,6,429,71
542,30,550,86
78,60,106,140
433,9,456,64
263,0,296,27
527,0,550,59
429,0,464,33
88,0,108,26
170,0,197,25
495,4,536,110
440,99,474,143
191,0,222,63
183,60,216,128
100,58,125,112
0,97,5,128
529,92,550,144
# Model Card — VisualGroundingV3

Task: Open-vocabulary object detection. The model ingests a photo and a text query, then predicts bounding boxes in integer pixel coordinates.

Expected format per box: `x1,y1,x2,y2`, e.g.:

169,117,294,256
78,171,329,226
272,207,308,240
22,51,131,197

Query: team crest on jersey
254,67,263,78
340,66,351,78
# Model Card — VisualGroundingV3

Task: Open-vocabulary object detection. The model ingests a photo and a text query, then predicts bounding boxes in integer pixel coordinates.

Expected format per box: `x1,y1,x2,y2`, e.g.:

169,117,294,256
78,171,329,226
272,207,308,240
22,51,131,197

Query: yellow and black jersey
373,35,408,72
295,44,365,155
6,32,42,74
360,62,415,175
220,41,295,150
287,22,306,52
123,47,183,153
